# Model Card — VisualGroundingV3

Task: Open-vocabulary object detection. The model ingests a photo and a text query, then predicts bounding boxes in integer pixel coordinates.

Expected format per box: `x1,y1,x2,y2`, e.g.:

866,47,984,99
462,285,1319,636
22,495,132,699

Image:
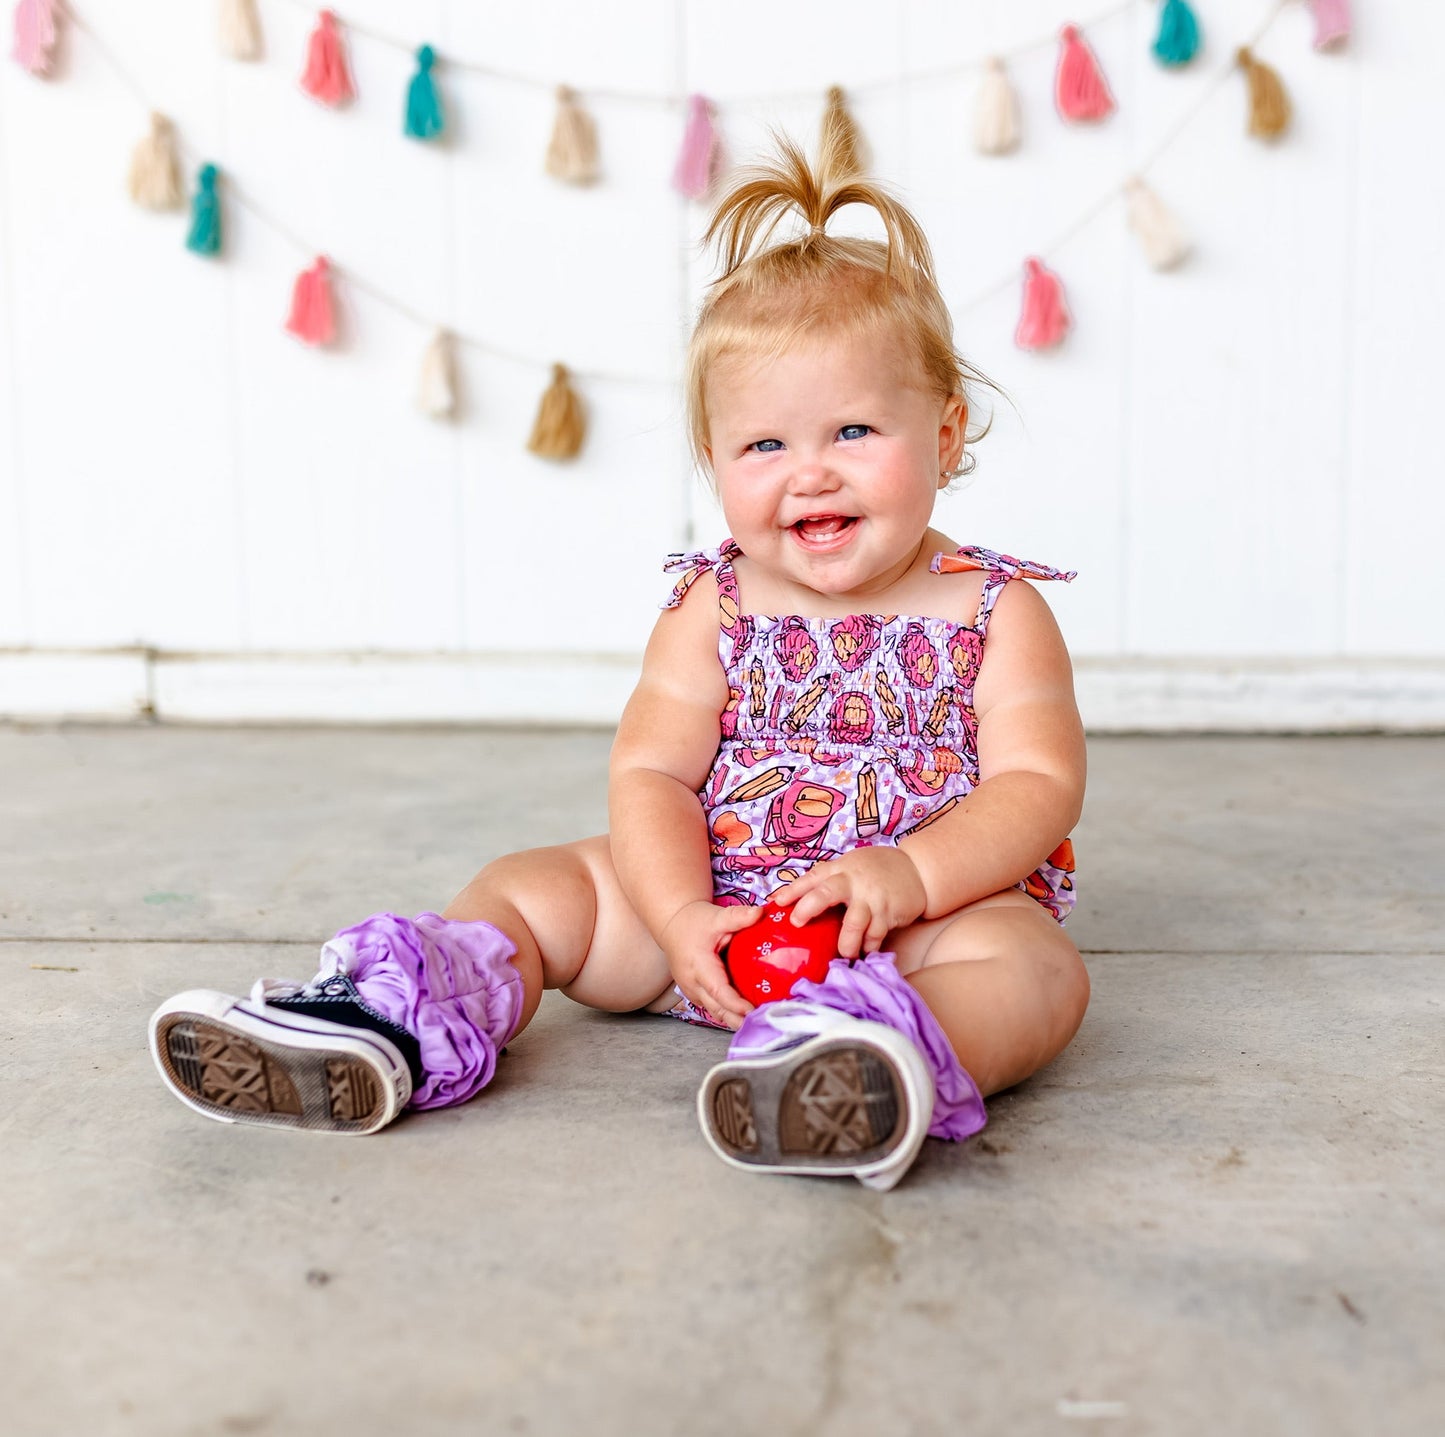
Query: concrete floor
3,726,1442,1437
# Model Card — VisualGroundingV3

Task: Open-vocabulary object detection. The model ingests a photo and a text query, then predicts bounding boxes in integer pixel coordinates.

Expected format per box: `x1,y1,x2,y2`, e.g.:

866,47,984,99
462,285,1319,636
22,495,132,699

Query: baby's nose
788,460,838,493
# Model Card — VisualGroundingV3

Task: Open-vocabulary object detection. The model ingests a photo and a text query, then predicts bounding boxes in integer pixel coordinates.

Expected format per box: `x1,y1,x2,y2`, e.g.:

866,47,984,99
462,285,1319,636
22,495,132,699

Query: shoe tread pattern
778,1049,902,1158
709,1078,759,1154
158,1016,385,1132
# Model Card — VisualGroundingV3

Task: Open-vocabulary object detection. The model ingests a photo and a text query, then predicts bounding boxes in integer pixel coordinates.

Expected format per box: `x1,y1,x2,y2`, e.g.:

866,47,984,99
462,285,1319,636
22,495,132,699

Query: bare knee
1049,937,1091,1049
444,837,667,1012
444,839,607,992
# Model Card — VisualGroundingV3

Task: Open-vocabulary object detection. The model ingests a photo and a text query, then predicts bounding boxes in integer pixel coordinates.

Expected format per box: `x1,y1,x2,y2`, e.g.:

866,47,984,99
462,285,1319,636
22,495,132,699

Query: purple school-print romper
660,541,1079,1001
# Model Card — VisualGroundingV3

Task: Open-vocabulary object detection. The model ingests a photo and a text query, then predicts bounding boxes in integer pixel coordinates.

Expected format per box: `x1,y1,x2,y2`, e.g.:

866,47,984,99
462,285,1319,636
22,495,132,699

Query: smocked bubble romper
658,540,1079,1029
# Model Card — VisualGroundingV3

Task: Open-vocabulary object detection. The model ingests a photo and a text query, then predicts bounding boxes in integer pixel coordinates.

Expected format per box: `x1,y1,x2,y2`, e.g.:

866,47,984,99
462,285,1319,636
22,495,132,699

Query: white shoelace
249,936,357,1006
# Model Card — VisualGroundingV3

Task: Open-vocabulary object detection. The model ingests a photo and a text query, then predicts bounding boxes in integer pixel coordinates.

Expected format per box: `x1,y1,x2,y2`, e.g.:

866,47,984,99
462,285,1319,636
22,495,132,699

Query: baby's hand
776,848,927,959
659,899,760,1030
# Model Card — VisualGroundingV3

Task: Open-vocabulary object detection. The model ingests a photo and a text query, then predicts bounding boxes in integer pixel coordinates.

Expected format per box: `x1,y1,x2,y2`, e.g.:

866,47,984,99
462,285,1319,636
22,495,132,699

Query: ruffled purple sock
322,912,526,1111
728,953,987,1141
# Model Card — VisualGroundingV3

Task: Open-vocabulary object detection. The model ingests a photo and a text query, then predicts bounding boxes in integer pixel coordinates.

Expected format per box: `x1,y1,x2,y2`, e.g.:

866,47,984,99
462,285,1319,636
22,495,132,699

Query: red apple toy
725,902,844,1006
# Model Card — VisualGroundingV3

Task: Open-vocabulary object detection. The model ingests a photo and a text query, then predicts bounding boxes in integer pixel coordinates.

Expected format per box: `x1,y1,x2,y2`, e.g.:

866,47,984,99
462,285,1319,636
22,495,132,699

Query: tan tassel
821,86,867,177
545,86,600,185
1237,47,1291,141
526,363,585,460
974,57,1020,156
417,330,458,420
219,0,263,61
128,113,184,211
1125,178,1190,270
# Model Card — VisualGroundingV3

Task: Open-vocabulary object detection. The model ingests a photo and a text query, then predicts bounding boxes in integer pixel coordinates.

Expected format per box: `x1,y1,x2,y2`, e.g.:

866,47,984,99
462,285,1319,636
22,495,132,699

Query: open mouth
791,515,859,547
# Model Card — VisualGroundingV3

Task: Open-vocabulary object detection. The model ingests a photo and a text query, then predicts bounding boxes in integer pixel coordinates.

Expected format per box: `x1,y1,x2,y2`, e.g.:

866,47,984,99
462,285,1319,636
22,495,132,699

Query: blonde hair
685,114,996,477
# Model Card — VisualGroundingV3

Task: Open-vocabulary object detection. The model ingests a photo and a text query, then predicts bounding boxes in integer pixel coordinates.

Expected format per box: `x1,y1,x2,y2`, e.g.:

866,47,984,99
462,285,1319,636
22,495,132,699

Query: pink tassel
285,256,336,346
11,0,58,77
1307,0,1352,51
1055,23,1115,123
300,9,353,107
1015,257,1071,351
672,94,723,200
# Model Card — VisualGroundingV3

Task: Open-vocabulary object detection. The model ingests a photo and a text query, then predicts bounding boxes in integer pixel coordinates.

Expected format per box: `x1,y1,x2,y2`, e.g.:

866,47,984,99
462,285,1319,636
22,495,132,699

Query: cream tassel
545,86,600,185
219,0,262,61
974,58,1020,156
526,364,586,460
417,330,458,420
128,113,184,211
1125,178,1190,271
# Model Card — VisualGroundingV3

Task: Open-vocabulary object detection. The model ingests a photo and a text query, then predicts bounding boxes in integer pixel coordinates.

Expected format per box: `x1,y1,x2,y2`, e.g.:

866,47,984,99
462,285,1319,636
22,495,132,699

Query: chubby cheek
717,475,780,546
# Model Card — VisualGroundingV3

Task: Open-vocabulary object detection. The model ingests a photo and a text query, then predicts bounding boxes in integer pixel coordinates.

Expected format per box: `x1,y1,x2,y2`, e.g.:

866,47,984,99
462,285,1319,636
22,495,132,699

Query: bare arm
900,579,1085,915
783,580,1085,949
609,575,760,1024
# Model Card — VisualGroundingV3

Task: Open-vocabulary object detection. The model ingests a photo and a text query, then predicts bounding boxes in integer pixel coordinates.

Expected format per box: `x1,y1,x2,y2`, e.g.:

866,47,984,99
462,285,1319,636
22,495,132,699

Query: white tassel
417,330,458,420
127,113,184,211
219,0,263,61
1125,178,1190,271
974,57,1020,156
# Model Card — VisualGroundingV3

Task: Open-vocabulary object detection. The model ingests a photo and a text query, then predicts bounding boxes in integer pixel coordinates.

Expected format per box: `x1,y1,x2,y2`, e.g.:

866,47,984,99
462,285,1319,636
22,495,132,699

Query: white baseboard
3,649,1444,731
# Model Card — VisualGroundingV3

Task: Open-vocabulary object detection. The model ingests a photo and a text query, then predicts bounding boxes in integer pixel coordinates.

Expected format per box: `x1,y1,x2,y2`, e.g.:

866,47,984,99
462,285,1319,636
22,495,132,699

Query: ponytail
702,113,935,294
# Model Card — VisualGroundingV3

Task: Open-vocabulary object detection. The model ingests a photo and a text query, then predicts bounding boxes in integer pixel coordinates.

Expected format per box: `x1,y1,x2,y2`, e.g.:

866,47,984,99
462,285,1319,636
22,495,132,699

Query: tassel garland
974,58,1021,156
185,163,222,257
11,0,57,76
821,86,867,176
1015,257,1071,351
546,87,600,184
36,0,1342,407
219,0,262,62
1055,24,1115,123
300,10,353,107
1152,0,1201,68
1125,178,1190,270
1307,0,1352,51
285,256,337,346
417,330,458,419
527,363,585,460
1237,47,1290,140
128,112,184,211
672,94,723,200
404,45,444,140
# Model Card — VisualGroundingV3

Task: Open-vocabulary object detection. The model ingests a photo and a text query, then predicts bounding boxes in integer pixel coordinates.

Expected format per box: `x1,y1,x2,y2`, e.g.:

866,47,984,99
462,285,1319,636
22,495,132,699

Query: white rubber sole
149,989,412,1135
697,1019,934,1191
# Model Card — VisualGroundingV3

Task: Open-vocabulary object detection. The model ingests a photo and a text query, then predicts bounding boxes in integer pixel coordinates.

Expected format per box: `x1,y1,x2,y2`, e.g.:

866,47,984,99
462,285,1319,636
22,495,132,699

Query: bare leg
887,891,1090,1097
443,834,671,1040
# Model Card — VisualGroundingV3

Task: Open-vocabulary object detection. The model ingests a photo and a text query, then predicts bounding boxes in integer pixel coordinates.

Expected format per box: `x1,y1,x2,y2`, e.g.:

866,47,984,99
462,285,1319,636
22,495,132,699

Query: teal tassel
405,45,444,140
1152,0,1201,67
185,163,222,257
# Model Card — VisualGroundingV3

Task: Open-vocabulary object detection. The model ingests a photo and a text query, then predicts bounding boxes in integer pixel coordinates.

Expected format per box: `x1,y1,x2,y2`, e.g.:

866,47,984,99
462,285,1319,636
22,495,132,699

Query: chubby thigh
556,835,677,1010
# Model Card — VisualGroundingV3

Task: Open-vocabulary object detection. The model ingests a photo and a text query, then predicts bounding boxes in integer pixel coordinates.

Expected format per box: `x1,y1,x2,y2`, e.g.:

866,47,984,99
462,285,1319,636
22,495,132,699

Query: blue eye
750,439,784,453
838,424,871,441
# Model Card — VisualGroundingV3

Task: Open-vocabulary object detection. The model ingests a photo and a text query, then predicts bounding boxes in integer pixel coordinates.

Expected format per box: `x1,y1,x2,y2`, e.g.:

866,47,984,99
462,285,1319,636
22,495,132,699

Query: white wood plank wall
1,1,1440,728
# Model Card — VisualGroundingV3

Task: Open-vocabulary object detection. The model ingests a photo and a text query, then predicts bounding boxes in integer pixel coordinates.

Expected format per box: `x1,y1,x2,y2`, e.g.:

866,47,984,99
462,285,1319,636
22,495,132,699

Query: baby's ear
938,394,968,481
